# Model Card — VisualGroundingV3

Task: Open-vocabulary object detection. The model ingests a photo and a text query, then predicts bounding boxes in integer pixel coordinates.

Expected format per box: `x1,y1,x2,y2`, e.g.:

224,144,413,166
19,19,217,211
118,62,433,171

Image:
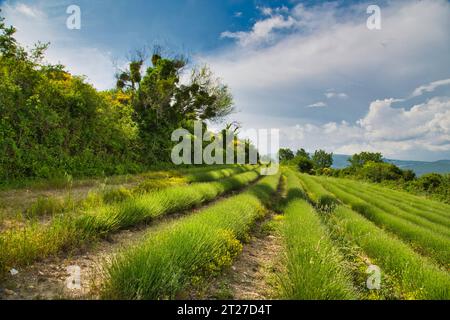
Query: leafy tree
348,152,383,168
0,12,238,181
312,150,333,169
415,173,443,192
296,148,310,159
359,162,403,182
279,148,295,162
402,169,416,182
297,157,314,173
117,53,234,163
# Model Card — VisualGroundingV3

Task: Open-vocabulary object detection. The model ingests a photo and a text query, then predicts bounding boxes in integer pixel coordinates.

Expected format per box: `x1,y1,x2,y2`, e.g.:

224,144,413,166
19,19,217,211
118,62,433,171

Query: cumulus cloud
412,79,450,97
199,0,450,161
221,14,296,47
283,96,450,160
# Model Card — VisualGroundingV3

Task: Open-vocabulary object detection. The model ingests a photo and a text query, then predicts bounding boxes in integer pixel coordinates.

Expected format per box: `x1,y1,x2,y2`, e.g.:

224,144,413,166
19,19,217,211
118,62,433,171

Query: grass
101,173,281,300
278,170,357,300
312,175,450,266
329,179,450,237
338,179,450,227
353,180,450,219
296,173,339,212
0,164,240,192
0,170,260,273
331,206,450,299
184,166,250,182
10,165,253,222
24,196,74,219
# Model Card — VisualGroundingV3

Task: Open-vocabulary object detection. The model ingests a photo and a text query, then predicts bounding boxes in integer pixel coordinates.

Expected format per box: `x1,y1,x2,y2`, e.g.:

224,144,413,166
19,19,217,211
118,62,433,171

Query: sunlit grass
331,205,450,299
312,175,450,266
279,170,357,300
0,170,260,273
101,174,280,300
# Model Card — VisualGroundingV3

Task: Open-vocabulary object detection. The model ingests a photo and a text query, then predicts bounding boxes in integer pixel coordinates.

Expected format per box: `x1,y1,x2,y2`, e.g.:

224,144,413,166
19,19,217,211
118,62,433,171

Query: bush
359,161,403,183
415,173,443,192
402,169,416,182
297,157,315,173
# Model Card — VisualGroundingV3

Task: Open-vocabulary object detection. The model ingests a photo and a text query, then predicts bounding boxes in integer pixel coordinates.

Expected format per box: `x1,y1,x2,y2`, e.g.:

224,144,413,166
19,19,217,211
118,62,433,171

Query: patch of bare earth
196,214,284,300
0,224,152,300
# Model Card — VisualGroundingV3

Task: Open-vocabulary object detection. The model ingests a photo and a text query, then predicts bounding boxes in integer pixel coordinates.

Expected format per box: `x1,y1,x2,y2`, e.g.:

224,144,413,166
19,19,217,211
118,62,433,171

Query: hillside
332,155,450,176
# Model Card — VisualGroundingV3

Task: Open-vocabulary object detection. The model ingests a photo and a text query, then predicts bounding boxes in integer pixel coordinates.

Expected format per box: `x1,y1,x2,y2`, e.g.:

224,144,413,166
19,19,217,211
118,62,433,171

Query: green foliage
319,150,447,204
0,17,142,181
119,54,234,164
359,161,403,182
402,169,416,182
348,152,383,168
297,157,314,173
295,148,310,159
278,148,295,162
312,149,333,170
415,173,444,192
0,16,234,182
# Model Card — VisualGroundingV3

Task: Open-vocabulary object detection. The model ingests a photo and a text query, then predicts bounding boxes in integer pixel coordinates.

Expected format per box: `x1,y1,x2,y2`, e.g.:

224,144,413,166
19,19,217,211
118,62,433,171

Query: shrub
402,169,416,182
297,157,315,173
415,173,443,192
359,161,403,182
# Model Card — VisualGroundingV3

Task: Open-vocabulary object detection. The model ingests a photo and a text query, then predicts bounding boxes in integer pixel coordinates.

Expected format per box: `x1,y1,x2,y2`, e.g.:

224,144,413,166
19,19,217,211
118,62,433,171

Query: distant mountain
332,154,353,169
332,154,450,176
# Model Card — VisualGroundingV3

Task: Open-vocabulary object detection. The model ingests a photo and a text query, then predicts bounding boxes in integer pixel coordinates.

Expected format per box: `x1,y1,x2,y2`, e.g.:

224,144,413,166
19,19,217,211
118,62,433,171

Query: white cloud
325,90,348,99
283,96,450,160
199,0,450,161
15,3,41,17
206,1,450,91
307,102,327,108
221,14,296,47
1,1,116,90
412,78,450,97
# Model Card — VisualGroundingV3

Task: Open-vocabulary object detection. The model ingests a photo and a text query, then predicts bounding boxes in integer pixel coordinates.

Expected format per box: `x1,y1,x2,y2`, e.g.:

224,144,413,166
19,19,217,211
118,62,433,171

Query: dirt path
196,214,285,300
0,223,151,300
0,183,259,300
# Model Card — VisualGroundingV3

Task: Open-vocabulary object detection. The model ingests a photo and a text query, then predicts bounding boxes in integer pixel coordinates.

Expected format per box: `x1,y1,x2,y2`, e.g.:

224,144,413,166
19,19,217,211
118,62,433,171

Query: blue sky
1,0,450,161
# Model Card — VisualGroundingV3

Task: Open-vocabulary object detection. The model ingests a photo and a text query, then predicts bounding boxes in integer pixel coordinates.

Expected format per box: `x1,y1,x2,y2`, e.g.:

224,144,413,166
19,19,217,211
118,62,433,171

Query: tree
348,152,383,168
312,150,333,169
359,162,403,182
296,148,310,159
297,157,314,173
117,51,234,163
279,148,295,162
402,169,416,182
415,173,443,192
